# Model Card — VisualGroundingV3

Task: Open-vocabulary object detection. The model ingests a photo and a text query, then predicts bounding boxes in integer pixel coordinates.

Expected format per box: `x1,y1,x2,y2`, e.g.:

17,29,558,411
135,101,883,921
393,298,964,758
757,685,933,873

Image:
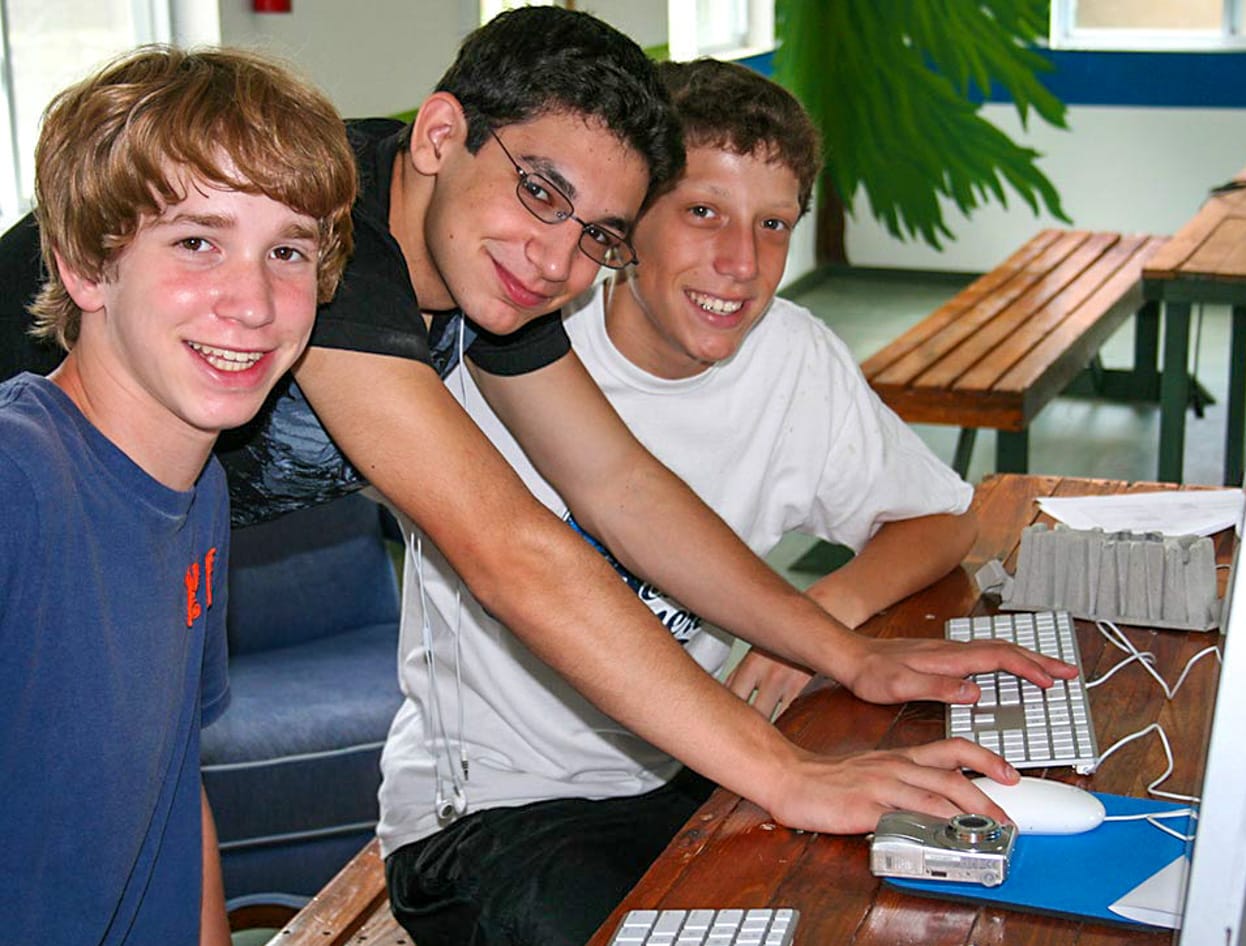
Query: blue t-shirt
0,374,230,944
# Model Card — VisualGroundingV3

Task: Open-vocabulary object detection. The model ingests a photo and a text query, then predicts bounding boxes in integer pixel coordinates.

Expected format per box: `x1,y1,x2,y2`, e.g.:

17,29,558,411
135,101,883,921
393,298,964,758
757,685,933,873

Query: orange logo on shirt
185,547,218,628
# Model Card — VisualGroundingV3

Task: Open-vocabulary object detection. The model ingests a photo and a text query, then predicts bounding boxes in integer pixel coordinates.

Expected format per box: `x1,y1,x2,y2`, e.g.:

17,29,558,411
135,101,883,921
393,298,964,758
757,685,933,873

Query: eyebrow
156,212,319,242
520,152,633,235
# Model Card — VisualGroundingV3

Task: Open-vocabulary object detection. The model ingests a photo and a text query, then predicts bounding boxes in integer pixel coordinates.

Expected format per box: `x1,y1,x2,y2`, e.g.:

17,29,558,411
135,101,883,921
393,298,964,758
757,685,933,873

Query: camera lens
947,813,1002,847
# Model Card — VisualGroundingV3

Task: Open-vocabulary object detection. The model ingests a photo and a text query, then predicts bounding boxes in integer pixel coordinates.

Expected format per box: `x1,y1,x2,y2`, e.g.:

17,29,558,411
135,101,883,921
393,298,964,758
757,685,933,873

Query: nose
526,222,583,284
714,221,759,282
215,257,277,327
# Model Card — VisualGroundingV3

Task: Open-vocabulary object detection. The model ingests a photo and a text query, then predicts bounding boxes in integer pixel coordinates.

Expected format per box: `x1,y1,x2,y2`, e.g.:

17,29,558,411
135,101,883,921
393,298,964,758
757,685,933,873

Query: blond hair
30,45,357,350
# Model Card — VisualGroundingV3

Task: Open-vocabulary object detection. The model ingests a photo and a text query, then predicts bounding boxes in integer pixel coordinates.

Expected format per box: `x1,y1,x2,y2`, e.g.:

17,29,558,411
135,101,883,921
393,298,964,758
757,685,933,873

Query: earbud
436,783,468,823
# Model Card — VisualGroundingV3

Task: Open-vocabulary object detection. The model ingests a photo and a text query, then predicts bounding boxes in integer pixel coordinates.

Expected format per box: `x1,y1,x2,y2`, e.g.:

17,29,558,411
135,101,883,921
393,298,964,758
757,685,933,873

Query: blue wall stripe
742,47,1246,109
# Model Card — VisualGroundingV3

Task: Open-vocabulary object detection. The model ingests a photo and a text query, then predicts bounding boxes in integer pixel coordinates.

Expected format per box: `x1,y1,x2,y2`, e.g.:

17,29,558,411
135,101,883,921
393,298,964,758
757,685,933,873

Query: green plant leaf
775,0,1069,253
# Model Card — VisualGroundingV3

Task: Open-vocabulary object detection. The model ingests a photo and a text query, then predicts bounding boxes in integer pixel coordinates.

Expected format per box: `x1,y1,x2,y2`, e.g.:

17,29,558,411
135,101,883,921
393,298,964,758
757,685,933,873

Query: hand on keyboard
833,631,1079,707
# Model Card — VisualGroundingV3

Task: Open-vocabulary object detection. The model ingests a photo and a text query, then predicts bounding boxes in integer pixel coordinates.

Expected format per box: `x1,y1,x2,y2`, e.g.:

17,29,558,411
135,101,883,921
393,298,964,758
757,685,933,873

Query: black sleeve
305,209,432,365
465,310,571,376
0,214,64,382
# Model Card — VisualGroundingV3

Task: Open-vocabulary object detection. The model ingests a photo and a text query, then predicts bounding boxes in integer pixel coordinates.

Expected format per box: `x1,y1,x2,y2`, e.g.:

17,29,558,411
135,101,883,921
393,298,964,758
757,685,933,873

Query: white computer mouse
971,775,1106,835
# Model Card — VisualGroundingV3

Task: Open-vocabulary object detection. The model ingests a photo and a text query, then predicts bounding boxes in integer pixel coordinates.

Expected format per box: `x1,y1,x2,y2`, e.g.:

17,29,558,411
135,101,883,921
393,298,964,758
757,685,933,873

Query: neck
50,353,213,492
389,152,456,313
602,274,710,381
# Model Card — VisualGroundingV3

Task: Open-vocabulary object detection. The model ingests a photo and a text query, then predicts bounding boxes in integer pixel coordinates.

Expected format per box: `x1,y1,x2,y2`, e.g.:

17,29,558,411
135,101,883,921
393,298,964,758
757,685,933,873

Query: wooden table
264,474,1231,946
586,473,1230,946
1143,169,1246,485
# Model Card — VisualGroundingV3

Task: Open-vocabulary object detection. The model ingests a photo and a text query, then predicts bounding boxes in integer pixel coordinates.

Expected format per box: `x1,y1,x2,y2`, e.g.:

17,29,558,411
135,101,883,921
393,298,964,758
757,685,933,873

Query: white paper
1107,853,1189,929
1036,490,1244,537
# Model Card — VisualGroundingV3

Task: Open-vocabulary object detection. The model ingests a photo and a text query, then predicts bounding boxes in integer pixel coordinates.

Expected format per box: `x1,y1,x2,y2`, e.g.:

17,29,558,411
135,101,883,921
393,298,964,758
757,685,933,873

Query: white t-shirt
376,286,972,856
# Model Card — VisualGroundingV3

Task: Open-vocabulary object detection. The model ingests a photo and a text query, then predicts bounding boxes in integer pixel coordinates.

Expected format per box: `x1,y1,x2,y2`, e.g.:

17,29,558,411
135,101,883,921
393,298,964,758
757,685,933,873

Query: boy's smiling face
606,145,802,380
60,168,320,454
408,103,650,335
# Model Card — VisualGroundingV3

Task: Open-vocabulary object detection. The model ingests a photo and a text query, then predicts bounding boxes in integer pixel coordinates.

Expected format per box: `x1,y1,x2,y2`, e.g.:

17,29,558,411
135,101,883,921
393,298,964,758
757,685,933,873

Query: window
667,0,771,61
0,0,168,229
1051,0,1246,50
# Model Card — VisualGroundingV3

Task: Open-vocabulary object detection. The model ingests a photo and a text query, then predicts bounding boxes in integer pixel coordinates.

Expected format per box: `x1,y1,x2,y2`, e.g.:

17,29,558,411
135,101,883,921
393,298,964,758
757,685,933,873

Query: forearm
200,785,230,946
575,458,860,676
805,511,978,629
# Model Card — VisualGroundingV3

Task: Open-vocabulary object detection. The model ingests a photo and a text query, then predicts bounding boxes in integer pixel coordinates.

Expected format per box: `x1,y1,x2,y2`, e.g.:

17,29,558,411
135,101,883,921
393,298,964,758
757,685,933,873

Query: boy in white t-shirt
381,58,998,946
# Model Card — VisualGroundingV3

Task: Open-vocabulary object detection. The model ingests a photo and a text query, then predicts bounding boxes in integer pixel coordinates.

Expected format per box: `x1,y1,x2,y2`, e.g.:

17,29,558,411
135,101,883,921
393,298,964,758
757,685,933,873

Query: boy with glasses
0,9,1071,932
380,57,991,946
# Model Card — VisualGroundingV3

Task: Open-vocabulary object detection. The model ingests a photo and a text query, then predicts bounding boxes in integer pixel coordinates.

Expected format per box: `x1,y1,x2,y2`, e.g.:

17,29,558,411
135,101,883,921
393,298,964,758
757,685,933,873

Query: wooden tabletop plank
262,838,387,946
1144,199,1231,278
1181,216,1246,279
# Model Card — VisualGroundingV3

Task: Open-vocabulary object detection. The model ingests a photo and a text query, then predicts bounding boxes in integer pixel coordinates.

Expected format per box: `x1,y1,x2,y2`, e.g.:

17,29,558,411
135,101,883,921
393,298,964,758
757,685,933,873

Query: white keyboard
946,610,1099,774
606,908,798,946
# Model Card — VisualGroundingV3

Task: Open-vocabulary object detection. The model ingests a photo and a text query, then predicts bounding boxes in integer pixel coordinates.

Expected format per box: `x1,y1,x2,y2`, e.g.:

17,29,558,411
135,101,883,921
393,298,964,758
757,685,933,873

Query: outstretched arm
474,353,1074,706
200,785,230,946
726,512,976,716
294,346,1018,832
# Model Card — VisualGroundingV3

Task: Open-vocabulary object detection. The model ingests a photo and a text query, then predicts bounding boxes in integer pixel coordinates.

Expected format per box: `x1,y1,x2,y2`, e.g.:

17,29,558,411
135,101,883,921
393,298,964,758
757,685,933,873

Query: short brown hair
655,59,822,216
30,45,357,350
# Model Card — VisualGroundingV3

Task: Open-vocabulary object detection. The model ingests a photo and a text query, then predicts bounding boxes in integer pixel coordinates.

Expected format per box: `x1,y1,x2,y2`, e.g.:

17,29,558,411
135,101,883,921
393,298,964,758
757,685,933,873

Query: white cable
415,532,465,818
1089,619,1221,700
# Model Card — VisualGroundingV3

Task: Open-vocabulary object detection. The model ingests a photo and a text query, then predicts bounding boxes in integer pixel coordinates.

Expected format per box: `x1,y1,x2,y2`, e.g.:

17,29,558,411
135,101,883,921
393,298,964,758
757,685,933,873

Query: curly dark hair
434,6,684,202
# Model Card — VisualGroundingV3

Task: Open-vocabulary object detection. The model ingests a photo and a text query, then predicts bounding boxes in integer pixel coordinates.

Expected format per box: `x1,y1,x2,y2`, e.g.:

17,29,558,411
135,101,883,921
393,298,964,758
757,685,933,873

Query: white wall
844,102,1246,274
212,0,469,119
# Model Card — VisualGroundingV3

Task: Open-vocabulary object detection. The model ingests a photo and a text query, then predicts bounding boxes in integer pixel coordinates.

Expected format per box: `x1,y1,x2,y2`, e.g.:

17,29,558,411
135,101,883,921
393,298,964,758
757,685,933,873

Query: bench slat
863,228,1165,440
998,236,1167,403
858,229,1063,380
953,233,1148,395
920,231,1119,393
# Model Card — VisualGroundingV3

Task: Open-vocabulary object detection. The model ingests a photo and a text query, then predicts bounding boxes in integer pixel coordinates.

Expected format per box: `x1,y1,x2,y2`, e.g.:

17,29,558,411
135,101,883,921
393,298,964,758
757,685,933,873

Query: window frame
1050,0,1246,51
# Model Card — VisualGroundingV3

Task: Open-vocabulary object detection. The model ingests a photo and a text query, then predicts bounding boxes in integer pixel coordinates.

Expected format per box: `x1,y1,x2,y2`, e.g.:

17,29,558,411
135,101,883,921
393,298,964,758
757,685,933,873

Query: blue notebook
886,793,1194,928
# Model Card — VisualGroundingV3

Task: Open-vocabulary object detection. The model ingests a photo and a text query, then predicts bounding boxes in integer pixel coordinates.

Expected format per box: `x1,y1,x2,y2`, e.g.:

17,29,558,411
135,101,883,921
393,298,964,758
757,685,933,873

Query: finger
970,642,1078,686
724,668,758,704
752,688,785,720
888,757,1013,824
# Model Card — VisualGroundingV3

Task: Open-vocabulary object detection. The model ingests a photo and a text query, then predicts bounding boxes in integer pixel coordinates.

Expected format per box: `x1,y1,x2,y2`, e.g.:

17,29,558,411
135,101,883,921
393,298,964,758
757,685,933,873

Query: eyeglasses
489,129,637,270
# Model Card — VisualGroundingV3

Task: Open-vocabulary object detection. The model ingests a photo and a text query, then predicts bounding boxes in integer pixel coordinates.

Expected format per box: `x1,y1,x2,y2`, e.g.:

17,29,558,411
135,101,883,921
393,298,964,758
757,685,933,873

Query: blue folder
885,793,1194,928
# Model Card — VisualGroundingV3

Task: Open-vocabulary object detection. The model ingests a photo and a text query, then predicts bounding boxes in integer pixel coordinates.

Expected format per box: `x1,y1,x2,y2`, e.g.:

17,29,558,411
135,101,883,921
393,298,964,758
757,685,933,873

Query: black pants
385,769,714,946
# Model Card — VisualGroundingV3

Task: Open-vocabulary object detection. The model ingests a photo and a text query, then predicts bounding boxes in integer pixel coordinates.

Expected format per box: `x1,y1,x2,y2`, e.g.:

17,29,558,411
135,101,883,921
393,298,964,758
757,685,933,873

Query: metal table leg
1225,305,1246,486
1158,301,1192,483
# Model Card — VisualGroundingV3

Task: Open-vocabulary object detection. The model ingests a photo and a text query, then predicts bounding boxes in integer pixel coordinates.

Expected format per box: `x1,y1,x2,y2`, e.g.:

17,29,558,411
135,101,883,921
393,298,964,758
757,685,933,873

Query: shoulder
0,378,74,524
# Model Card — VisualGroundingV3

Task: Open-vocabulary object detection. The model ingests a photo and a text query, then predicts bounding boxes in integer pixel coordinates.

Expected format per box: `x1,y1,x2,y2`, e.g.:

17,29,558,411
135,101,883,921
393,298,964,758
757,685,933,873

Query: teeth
688,291,743,316
188,341,264,372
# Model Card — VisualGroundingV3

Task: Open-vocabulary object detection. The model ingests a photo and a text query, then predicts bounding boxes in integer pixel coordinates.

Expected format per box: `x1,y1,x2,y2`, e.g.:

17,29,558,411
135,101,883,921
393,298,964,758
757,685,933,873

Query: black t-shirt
0,118,572,525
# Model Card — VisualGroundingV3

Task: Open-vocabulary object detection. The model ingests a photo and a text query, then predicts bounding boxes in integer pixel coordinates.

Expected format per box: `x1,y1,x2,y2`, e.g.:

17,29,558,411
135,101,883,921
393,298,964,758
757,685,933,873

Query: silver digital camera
869,811,1016,887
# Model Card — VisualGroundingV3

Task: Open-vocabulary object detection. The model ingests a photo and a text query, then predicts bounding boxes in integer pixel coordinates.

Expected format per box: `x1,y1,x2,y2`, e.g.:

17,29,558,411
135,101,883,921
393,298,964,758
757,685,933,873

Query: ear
53,250,106,315
408,92,469,175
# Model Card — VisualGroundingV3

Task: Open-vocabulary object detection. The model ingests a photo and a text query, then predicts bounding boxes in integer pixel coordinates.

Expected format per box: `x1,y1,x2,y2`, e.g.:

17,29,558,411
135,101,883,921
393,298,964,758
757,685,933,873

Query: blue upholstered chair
201,492,403,920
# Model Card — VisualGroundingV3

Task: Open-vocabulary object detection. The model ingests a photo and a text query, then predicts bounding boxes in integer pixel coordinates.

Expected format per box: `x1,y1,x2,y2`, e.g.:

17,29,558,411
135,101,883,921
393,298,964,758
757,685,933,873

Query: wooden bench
258,838,406,945
861,229,1169,477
